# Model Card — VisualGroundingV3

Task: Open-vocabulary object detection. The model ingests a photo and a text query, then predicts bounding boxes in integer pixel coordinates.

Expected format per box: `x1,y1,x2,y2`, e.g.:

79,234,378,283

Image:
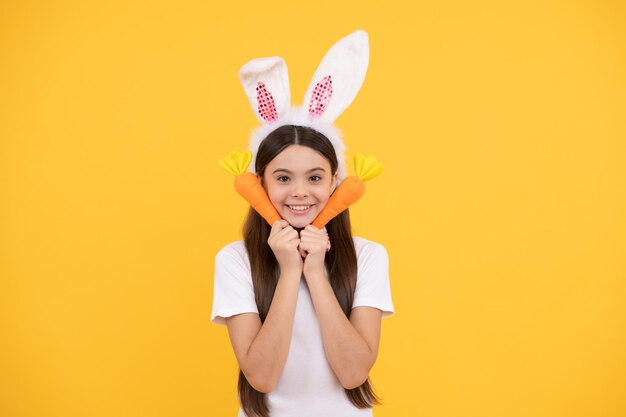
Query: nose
291,179,309,198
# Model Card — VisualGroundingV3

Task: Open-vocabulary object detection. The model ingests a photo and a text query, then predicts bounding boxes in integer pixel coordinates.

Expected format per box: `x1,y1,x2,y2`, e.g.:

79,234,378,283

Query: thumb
298,243,308,258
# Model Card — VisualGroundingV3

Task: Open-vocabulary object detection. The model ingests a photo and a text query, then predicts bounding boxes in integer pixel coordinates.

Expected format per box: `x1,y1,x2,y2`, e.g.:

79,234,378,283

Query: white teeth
288,205,311,211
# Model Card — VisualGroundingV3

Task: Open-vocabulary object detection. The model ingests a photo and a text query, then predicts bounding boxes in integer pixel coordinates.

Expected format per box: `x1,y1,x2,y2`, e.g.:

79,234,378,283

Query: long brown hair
237,125,380,417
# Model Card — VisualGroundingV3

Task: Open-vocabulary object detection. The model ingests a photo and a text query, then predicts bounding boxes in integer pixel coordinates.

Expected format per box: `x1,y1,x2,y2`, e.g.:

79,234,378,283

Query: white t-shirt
211,236,394,417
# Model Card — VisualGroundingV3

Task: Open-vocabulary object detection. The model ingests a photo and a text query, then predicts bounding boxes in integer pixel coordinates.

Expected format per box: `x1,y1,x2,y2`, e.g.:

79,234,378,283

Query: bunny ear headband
239,29,370,181
219,30,383,228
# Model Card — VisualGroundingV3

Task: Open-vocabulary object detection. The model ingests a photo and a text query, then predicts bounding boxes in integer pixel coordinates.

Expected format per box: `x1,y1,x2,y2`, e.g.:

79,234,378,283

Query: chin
286,217,312,228
282,211,316,228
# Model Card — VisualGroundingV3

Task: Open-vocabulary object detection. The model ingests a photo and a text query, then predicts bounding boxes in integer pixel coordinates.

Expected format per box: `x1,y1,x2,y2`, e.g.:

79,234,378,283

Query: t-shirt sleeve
352,242,394,318
211,244,259,325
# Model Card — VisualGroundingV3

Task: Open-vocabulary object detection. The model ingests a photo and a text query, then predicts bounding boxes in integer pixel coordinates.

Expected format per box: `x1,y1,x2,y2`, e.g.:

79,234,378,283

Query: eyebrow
272,167,326,174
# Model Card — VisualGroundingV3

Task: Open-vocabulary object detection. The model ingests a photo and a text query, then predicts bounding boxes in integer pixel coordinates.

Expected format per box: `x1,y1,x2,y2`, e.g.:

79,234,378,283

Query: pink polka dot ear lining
308,75,333,119
256,81,278,123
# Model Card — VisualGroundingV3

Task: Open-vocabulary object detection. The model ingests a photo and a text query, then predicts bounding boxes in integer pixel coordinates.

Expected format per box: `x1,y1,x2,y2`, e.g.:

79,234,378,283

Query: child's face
263,144,338,229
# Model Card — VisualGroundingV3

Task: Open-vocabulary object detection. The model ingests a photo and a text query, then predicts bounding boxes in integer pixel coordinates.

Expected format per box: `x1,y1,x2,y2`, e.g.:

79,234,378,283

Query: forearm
244,272,300,392
305,273,376,389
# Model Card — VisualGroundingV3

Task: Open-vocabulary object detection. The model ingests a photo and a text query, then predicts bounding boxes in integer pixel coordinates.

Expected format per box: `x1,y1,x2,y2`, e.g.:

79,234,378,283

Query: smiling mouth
286,204,314,213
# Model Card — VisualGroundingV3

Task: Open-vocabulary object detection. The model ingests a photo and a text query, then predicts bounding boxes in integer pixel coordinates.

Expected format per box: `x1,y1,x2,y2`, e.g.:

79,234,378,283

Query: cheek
266,185,285,205
314,188,332,206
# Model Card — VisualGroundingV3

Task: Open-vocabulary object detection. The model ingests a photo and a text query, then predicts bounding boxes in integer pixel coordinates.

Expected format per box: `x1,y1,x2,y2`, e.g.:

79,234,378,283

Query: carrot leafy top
219,151,253,176
354,153,384,181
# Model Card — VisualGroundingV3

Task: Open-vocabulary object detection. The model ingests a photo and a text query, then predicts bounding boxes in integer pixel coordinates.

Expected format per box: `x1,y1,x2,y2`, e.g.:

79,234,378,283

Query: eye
309,175,322,182
277,176,290,182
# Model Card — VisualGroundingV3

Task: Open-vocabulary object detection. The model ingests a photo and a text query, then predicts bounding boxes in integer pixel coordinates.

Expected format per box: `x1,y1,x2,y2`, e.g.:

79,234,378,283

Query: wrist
303,268,328,282
280,267,302,280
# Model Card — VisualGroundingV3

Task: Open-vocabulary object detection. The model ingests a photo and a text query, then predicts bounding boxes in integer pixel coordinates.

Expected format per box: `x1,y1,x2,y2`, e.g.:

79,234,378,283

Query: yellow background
1,1,625,416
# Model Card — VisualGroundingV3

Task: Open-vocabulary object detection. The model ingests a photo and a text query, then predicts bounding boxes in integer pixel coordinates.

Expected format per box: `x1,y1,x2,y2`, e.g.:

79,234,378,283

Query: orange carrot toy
218,151,281,226
312,153,383,229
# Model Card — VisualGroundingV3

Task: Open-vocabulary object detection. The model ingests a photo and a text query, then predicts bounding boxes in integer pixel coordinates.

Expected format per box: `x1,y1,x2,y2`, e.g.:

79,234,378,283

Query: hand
299,225,330,279
267,220,303,278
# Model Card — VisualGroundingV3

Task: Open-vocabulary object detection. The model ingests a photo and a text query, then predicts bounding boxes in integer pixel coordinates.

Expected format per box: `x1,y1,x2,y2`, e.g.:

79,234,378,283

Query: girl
211,125,394,417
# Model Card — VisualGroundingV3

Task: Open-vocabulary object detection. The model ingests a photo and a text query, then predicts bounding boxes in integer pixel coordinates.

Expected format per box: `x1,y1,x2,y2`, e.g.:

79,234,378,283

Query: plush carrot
219,151,281,226
312,153,384,229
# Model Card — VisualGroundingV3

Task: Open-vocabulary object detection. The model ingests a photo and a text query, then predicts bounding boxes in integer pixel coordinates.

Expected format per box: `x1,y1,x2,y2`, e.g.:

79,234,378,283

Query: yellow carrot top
353,153,384,181
218,151,252,176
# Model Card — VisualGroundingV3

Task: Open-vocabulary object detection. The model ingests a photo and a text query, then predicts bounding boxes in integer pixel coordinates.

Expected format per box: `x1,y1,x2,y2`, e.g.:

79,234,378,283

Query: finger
270,219,290,234
304,225,326,234
299,230,325,243
301,232,327,245
272,225,298,242
288,239,303,252
299,233,327,246
298,240,325,254
277,229,300,244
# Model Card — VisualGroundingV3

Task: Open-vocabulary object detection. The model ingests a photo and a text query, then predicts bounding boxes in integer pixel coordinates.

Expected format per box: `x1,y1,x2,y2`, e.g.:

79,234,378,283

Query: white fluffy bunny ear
238,57,291,126
303,30,369,123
